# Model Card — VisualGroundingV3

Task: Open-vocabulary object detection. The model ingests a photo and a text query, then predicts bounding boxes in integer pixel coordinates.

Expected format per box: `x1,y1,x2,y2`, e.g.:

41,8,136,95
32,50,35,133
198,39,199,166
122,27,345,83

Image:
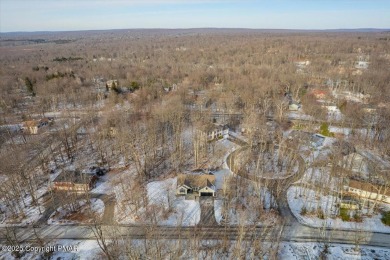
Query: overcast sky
1,0,389,32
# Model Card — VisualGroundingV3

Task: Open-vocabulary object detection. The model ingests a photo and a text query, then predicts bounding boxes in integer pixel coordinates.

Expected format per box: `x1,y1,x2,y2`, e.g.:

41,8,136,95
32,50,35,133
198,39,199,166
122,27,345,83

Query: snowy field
0,176,47,227
146,178,200,226
287,186,390,233
3,240,390,259
0,240,102,260
299,167,341,191
214,174,278,226
214,196,278,226
115,177,200,226
279,242,390,260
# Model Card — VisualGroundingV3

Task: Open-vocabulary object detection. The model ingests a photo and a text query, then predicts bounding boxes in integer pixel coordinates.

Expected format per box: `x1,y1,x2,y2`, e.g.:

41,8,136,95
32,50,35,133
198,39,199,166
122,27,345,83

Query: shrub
381,211,390,226
353,212,363,222
319,123,334,137
128,81,140,92
300,206,307,215
339,208,350,221
317,207,325,219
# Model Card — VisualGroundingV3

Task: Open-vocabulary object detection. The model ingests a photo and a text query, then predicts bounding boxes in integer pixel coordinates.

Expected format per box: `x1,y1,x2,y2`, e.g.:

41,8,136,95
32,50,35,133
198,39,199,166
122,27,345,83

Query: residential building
344,179,390,204
200,124,229,141
52,171,97,192
22,120,39,134
176,173,216,197
311,89,329,100
289,102,301,111
106,80,119,91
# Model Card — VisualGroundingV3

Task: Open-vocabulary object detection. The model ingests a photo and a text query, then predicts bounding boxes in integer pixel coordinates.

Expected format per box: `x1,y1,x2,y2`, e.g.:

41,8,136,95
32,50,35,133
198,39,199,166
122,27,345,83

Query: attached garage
199,186,215,197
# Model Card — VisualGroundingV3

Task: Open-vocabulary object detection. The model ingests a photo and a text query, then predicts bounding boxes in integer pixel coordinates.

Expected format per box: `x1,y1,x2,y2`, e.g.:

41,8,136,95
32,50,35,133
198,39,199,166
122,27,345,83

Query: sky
0,0,389,32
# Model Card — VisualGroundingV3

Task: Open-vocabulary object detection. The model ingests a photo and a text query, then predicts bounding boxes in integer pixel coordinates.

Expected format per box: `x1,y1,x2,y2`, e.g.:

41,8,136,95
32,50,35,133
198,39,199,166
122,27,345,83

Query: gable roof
177,173,215,189
23,120,39,128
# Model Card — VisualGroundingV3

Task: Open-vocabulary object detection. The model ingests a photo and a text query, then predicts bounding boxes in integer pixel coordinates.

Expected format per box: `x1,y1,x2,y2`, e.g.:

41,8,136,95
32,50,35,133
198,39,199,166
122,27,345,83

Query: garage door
200,192,213,196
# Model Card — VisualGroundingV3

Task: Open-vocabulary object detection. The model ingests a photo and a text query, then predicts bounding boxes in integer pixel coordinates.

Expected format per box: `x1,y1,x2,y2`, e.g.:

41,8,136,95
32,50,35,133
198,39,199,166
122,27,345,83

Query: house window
179,188,186,193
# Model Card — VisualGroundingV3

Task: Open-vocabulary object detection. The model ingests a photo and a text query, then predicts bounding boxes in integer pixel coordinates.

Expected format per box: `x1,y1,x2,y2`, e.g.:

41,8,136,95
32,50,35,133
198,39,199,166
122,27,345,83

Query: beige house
344,179,390,204
52,171,97,192
176,173,216,197
106,80,119,91
22,120,39,134
22,118,52,135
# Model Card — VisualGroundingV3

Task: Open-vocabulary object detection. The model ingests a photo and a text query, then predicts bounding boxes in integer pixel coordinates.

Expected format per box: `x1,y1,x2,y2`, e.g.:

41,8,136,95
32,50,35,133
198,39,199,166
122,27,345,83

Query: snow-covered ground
214,196,278,226
213,168,230,190
146,178,200,226
330,126,355,136
287,186,390,233
0,177,48,227
2,239,390,260
324,105,344,121
332,89,370,104
90,174,112,194
0,239,102,260
115,177,200,226
48,198,104,224
279,242,390,260
52,240,102,260
299,167,340,191
288,111,315,121
214,173,278,226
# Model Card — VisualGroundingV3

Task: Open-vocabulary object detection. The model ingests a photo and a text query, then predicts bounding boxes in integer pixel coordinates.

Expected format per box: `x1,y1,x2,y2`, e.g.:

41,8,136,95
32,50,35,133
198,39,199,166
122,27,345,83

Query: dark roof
53,171,94,184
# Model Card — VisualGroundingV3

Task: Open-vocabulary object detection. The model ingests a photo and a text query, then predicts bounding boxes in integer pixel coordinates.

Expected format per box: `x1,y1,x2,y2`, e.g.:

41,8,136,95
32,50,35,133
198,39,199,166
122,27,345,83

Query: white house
345,179,390,204
289,103,301,111
200,125,229,141
355,61,369,69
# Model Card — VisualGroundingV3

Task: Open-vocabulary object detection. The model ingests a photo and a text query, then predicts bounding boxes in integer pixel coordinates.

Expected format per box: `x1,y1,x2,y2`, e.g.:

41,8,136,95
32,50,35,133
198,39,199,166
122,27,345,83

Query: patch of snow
116,177,200,226
287,186,390,233
279,242,390,260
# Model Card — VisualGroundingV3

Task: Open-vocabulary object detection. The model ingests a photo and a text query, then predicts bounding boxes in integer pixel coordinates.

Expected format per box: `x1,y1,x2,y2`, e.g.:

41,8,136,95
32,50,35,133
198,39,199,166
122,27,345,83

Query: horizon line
1,27,390,34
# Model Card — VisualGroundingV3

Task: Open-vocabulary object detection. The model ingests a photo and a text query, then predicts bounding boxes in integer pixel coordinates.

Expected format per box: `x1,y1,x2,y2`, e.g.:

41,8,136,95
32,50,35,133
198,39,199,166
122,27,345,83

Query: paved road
222,134,390,250
2,224,390,248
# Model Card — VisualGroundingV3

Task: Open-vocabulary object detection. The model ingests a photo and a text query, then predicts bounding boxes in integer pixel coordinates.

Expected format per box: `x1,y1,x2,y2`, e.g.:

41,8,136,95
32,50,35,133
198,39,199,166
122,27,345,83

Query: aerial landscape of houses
1,0,390,259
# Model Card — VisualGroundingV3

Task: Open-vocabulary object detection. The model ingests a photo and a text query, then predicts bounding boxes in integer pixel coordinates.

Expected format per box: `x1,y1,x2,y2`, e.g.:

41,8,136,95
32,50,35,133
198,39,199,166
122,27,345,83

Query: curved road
226,132,390,248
